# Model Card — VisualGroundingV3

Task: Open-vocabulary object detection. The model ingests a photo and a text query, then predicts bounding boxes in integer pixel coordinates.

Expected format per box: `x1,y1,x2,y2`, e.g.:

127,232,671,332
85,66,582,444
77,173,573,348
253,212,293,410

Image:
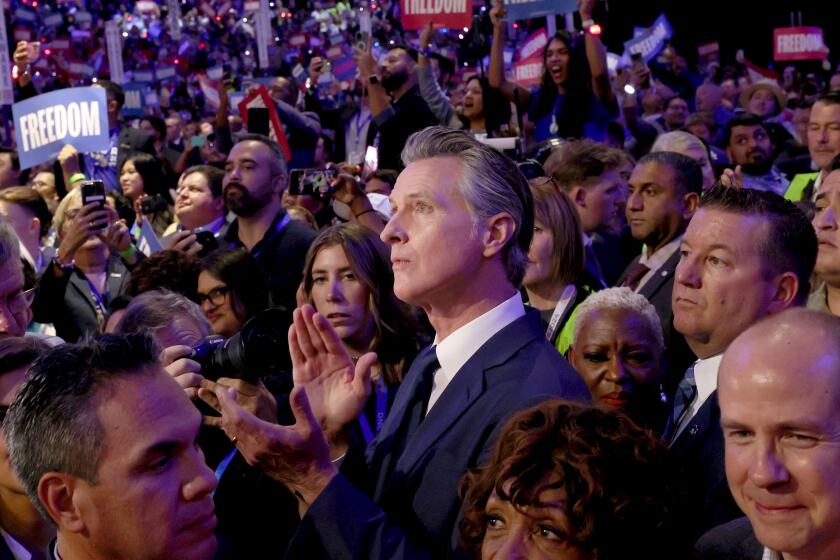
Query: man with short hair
267,76,322,170
786,92,840,201
0,187,53,274
667,186,817,538
355,45,438,171
222,134,317,311
808,156,840,315
618,151,701,377
545,138,629,287
214,127,590,559
662,96,690,131
164,166,228,255
695,309,840,560
0,220,32,339
0,147,24,189
4,334,218,560
724,113,790,196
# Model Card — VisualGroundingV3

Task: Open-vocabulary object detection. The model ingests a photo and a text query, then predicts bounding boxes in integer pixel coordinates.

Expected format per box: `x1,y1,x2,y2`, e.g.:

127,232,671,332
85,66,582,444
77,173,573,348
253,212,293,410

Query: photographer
31,189,137,342
115,289,301,559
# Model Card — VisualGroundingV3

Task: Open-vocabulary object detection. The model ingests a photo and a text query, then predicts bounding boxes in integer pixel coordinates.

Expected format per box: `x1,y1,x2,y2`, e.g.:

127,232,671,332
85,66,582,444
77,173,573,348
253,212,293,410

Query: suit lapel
671,391,718,454
615,255,641,287
639,248,680,300
394,312,544,475
67,272,96,314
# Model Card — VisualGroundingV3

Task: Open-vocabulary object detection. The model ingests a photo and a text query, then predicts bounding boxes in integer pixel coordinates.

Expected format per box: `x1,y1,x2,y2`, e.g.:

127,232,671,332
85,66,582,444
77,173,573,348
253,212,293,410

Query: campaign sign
513,55,543,88
774,27,828,61
623,13,673,62
401,0,473,30
332,54,357,83
237,86,291,160
505,0,576,21
122,82,149,117
519,29,548,62
12,87,109,169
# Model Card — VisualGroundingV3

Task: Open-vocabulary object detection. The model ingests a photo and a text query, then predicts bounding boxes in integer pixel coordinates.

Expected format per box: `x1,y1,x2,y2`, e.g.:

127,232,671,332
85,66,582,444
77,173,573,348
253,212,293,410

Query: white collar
673,353,723,439
639,235,682,269
0,528,31,560
433,292,526,388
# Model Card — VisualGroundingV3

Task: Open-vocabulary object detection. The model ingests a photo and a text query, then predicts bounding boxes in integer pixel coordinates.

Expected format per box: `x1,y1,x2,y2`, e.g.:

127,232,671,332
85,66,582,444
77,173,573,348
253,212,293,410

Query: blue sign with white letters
505,0,576,21
12,87,110,170
623,13,673,62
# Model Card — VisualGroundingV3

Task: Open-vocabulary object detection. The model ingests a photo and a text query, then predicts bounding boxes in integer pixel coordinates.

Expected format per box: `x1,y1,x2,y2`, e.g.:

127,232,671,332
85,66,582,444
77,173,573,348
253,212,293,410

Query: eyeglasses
196,286,230,307
1,288,36,316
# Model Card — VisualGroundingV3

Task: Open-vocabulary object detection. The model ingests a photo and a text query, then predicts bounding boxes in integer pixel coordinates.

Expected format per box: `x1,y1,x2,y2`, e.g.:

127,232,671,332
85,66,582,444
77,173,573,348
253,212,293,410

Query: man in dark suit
221,134,316,312
215,127,590,559
618,151,702,390
666,187,816,540
696,309,840,560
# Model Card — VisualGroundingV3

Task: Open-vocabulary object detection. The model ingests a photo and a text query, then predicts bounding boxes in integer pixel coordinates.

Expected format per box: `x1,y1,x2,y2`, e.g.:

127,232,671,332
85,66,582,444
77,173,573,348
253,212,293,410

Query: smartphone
354,31,370,53
81,179,107,230
190,134,206,148
140,194,167,215
194,230,218,257
319,60,332,74
288,168,337,198
362,145,378,179
26,41,41,62
247,107,270,136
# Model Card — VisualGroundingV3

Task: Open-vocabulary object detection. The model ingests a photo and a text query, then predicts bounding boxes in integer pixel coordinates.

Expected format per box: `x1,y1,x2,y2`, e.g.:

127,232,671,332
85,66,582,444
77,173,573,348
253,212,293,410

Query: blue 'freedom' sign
505,0,576,21
12,87,110,170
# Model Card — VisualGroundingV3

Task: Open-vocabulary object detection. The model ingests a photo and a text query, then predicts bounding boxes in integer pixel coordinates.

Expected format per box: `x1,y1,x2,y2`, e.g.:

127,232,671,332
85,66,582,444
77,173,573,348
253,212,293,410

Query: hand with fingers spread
289,305,377,446
198,377,278,428
216,385,338,508
160,345,205,400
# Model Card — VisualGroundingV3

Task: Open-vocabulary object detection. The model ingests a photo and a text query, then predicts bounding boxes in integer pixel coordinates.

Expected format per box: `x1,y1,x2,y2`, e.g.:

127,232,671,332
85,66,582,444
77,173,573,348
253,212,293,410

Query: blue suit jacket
286,310,590,559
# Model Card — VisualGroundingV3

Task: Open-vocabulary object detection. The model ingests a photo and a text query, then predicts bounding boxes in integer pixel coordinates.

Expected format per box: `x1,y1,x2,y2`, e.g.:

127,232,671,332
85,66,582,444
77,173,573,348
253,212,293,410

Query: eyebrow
311,266,353,274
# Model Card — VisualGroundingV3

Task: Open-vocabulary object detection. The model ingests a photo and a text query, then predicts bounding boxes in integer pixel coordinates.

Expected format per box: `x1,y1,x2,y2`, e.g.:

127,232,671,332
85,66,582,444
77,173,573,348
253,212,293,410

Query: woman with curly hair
301,223,427,442
459,400,685,559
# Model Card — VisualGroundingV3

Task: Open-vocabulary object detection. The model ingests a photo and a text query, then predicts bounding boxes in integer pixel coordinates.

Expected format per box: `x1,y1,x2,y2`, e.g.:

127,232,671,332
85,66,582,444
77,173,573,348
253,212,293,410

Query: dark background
598,0,838,72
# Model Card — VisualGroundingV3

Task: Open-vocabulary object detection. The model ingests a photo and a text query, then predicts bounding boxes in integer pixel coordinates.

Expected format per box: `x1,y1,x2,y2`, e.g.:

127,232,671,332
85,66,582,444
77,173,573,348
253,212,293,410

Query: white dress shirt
636,235,682,292
673,353,723,440
0,528,32,560
425,293,526,414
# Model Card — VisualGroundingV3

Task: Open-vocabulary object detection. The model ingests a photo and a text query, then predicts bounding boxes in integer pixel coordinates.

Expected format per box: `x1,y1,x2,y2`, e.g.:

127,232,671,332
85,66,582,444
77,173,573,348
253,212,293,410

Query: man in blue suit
216,126,590,558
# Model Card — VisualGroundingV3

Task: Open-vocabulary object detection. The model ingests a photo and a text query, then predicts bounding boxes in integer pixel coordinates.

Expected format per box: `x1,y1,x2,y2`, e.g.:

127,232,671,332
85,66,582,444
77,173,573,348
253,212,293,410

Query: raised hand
289,305,377,443
720,165,744,189
489,0,506,28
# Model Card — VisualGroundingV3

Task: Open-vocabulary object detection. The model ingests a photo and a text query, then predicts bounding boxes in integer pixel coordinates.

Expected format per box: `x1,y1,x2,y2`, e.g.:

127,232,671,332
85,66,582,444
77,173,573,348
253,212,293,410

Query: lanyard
358,376,389,446
250,213,291,259
352,111,372,147
212,448,237,496
545,285,577,343
84,273,107,328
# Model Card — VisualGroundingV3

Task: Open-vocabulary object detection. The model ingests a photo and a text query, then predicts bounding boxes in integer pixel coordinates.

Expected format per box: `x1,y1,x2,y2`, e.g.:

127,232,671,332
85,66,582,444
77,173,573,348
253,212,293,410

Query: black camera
140,194,168,215
288,168,337,200
190,308,292,384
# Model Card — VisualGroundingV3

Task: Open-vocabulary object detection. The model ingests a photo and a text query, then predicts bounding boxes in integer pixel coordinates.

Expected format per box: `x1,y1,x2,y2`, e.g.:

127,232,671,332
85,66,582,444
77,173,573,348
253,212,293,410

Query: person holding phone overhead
31,188,138,342
353,37,438,171
488,0,616,144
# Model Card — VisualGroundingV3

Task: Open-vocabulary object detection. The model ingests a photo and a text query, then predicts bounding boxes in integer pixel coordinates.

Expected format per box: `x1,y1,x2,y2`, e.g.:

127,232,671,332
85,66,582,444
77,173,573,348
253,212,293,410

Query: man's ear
682,192,700,220
768,271,800,313
30,217,41,238
569,185,587,209
725,146,734,162
272,174,287,196
38,472,87,533
481,212,516,259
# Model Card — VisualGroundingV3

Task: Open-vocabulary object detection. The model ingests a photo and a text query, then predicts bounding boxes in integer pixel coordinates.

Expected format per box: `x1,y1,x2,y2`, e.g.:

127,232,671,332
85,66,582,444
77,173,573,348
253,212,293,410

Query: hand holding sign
419,22,435,51
577,0,595,21
489,1,506,28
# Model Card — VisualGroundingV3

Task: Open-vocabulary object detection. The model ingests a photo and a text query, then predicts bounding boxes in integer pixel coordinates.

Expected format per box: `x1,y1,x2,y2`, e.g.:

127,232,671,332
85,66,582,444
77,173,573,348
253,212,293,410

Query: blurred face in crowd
808,101,840,171
56,371,217,560
663,97,689,129
747,88,780,118
199,122,214,137
30,171,57,203
695,84,722,114
481,480,588,560
0,257,30,339
523,220,554,288
0,153,20,189
197,272,244,339
727,124,773,168
175,171,224,230
223,140,281,218
544,38,570,89
831,74,840,92
139,120,161,144
720,326,840,560
720,79,739,104
0,201,40,251
381,157,490,310
120,159,145,201
380,48,413,93
674,142,716,191
166,116,183,144
792,106,811,145
364,177,393,197
462,78,485,123
309,245,374,353
626,161,698,251
573,169,626,235
686,121,713,145
0,366,27,494
270,77,297,106
569,307,662,411
673,208,780,358
812,170,840,286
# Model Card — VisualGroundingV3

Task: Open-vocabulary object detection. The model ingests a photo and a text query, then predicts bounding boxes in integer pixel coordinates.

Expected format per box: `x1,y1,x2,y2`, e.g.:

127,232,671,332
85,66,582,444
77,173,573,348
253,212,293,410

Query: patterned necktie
621,261,651,291
665,363,697,443
401,346,440,441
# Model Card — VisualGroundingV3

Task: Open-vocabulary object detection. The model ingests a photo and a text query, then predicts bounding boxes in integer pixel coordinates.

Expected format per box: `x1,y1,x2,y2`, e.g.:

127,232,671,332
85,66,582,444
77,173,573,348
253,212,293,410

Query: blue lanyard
212,448,237,496
358,376,388,446
84,274,107,326
251,213,291,259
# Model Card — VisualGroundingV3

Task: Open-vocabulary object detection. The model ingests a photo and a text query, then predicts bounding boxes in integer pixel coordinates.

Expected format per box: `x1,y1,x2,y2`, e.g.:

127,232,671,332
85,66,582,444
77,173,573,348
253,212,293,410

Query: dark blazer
617,249,696,395
286,310,591,559
671,391,743,541
693,517,764,560
32,255,131,343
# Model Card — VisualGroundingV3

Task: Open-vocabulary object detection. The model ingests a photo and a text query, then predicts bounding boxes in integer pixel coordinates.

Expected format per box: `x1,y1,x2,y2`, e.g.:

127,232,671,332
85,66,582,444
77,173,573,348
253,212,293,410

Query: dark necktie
621,261,651,291
664,363,697,444
399,346,440,442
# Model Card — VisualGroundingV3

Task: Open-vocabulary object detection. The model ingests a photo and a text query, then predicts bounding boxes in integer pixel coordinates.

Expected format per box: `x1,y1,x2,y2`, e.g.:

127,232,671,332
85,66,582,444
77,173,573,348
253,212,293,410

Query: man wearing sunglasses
0,220,34,339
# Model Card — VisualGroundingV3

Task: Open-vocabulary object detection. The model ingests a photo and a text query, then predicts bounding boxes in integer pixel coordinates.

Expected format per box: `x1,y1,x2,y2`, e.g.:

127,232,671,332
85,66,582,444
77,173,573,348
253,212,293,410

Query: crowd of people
2,0,840,558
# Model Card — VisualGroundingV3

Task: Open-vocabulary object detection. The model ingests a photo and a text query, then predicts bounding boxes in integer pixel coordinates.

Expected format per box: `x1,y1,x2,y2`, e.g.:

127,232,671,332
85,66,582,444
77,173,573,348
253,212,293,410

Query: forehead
578,307,657,344
685,208,767,253
820,171,840,195
182,172,209,189
731,124,766,137
810,102,840,123
630,161,677,186
546,38,568,52
0,259,24,297
750,88,775,100
229,140,270,162
313,244,349,269
154,314,205,348
391,157,466,205
668,98,688,108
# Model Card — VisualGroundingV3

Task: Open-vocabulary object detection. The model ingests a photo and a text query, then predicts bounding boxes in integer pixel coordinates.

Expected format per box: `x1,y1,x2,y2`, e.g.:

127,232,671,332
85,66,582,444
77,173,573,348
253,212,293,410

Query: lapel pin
689,425,699,436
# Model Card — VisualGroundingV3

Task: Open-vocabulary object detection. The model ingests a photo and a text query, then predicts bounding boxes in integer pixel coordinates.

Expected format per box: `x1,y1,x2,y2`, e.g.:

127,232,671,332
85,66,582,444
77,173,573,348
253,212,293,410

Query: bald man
695,308,840,560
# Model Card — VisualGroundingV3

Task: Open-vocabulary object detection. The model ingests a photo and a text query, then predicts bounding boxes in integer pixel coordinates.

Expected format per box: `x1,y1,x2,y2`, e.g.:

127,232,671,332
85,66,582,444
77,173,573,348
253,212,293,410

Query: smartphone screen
81,180,106,230
190,135,206,148
362,146,378,179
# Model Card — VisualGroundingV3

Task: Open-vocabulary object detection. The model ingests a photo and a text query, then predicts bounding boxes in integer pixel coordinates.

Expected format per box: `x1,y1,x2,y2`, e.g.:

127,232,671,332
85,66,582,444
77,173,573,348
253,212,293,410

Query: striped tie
665,363,697,444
